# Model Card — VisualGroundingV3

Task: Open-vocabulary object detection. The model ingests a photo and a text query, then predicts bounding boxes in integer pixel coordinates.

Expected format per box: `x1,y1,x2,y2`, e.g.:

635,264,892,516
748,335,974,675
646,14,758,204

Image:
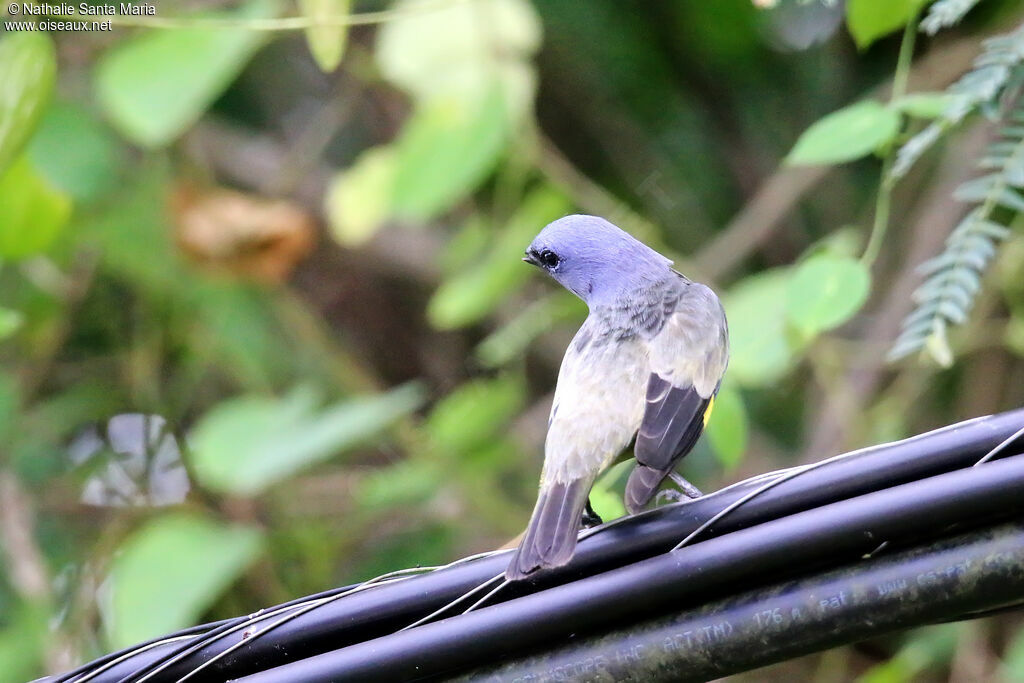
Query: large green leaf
786,254,871,336
300,0,350,72
0,155,72,260
427,185,570,329
846,0,922,49
189,384,424,495
95,0,272,147
724,268,795,387
706,384,747,470
786,100,900,166
392,86,511,220
0,32,56,176
79,164,183,294
0,601,47,683
28,101,121,201
107,513,263,648
426,375,525,454
358,457,443,510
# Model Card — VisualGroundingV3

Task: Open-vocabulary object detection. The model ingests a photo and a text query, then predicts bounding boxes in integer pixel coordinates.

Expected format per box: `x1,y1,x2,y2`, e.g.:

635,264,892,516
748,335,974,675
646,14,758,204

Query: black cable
455,520,1024,683
230,453,1024,682
50,621,231,683
56,408,1024,682
51,582,364,683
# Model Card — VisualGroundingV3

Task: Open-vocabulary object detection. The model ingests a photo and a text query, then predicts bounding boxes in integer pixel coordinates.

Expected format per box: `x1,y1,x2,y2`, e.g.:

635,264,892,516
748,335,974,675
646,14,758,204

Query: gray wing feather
625,278,728,514
625,376,713,513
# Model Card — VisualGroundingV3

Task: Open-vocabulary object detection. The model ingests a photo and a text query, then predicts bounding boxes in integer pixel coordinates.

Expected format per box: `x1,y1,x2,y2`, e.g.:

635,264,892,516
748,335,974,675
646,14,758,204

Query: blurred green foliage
1,0,1024,680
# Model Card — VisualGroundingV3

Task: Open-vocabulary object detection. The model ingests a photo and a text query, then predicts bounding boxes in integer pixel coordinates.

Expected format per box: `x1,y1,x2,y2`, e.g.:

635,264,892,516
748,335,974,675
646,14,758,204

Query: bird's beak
522,251,540,267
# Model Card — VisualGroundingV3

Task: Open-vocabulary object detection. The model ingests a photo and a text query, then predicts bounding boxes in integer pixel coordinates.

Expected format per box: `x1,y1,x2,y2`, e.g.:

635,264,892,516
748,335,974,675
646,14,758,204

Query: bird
506,214,729,581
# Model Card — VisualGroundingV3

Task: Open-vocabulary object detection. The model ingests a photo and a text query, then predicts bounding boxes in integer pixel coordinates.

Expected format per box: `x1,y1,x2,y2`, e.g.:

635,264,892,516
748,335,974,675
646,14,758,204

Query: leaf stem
861,10,920,268
104,0,468,30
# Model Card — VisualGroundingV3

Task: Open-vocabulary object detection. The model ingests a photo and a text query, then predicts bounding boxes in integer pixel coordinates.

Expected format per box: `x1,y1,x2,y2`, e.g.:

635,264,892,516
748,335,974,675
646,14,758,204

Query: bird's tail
505,477,592,581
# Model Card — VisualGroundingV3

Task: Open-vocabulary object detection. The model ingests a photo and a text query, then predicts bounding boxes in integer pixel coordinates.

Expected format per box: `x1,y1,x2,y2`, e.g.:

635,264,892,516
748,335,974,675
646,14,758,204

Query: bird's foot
655,473,703,505
581,498,604,528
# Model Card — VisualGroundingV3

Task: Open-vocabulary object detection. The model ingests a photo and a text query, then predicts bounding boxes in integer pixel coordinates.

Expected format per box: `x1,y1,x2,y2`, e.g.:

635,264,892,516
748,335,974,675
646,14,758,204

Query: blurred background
2,0,1024,680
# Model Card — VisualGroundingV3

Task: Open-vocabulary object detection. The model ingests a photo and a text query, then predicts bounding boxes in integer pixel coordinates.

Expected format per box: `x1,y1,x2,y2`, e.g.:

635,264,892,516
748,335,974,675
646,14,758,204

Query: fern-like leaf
920,0,984,36
889,102,1024,365
892,22,1024,179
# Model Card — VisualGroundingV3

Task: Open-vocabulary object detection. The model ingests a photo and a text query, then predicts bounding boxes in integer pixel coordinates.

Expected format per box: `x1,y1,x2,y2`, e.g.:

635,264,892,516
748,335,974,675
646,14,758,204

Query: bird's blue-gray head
523,215,674,306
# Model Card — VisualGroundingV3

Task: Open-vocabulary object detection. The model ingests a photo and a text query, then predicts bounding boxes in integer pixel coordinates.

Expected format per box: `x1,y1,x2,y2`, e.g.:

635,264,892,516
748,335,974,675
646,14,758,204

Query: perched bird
506,215,729,581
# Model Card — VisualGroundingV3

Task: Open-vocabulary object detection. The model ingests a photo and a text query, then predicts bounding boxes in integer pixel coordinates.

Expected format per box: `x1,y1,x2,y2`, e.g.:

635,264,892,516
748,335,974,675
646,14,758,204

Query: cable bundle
52,408,1024,682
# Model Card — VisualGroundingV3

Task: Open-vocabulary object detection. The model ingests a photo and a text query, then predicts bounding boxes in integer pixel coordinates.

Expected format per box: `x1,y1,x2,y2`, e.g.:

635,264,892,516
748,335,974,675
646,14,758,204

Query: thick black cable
55,408,1024,682
52,581,366,683
456,521,1024,682
230,453,1024,682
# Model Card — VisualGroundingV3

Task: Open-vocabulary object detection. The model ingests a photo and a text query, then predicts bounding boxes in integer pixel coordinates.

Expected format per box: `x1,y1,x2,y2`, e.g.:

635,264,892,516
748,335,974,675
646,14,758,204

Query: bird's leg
581,498,604,528
655,472,704,505
670,472,703,498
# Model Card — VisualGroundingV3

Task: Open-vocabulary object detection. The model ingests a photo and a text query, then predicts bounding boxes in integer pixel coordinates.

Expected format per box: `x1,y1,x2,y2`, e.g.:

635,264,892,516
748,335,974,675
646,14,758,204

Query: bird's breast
543,335,648,483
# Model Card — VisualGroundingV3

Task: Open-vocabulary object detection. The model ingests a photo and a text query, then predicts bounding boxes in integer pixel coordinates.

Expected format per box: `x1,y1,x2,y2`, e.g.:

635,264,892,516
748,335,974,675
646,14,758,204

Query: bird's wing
626,281,729,512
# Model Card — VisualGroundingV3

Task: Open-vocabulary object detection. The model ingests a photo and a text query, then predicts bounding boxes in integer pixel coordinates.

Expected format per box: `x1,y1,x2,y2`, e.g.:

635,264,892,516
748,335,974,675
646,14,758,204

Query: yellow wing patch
703,395,716,427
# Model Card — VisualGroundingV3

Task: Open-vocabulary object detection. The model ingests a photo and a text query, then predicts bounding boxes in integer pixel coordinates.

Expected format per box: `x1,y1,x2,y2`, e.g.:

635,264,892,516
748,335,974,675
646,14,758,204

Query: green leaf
925,320,954,368
786,254,871,335
475,291,584,367
107,513,263,648
392,86,510,220
857,624,959,683
427,185,570,329
189,383,424,495
375,0,542,220
724,268,795,387
891,92,956,119
28,101,121,201
358,457,442,510
588,482,627,523
325,145,396,246
376,0,540,119
80,163,183,294
300,0,350,72
0,307,23,340
0,32,56,176
706,384,747,470
0,601,48,683
589,460,631,523
786,100,901,166
0,370,17,444
846,0,922,49
426,375,525,454
94,0,272,147
0,155,72,260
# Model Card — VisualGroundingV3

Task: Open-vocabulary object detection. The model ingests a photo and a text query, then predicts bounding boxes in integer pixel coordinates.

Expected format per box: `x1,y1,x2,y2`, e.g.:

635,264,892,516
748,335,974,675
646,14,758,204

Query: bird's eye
539,249,559,268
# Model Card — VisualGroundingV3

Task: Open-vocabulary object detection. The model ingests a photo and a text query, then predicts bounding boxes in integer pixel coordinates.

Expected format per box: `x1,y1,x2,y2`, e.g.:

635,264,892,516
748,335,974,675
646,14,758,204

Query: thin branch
696,34,983,281
0,470,75,673
862,9,921,268
104,0,469,31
